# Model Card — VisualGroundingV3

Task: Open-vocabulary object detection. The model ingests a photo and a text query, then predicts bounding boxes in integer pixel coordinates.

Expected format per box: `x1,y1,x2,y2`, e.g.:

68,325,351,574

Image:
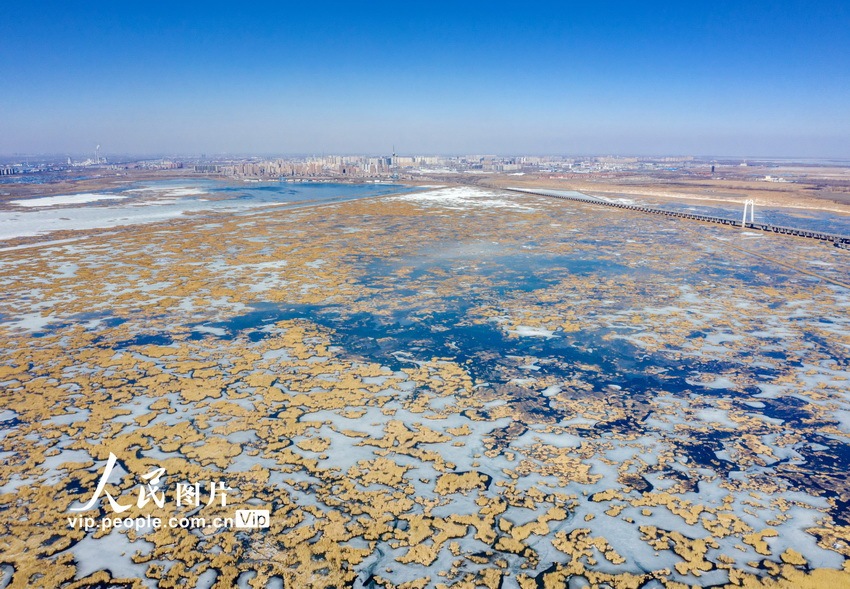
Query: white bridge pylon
741,199,755,228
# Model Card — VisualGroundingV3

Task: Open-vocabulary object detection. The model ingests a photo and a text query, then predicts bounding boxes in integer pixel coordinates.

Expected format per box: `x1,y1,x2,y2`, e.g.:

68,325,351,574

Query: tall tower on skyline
95,145,100,165
391,145,397,180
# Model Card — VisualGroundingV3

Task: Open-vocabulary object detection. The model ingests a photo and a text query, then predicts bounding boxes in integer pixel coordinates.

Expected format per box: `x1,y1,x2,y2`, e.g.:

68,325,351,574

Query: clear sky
2,1,849,157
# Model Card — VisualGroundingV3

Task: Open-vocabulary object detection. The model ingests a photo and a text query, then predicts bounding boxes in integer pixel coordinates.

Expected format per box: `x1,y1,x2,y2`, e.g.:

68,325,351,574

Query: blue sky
1,1,848,157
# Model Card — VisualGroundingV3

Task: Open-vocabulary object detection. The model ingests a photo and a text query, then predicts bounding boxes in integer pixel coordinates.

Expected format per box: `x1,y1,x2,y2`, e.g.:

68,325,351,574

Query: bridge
505,187,850,250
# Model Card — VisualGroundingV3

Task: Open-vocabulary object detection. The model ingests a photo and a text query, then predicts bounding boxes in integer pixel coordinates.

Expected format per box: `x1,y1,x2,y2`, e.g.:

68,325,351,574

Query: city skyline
2,1,849,157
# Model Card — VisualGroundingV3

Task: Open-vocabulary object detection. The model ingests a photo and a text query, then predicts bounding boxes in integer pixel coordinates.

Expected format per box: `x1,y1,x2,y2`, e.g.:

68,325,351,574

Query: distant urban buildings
0,153,801,185
191,154,639,180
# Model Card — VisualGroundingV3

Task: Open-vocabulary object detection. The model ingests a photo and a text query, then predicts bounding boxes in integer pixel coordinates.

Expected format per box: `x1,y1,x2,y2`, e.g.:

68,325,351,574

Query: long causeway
506,187,850,249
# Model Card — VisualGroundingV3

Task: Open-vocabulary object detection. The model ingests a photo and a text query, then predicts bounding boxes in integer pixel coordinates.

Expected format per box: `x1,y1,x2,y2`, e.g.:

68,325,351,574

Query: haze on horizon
2,1,848,159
